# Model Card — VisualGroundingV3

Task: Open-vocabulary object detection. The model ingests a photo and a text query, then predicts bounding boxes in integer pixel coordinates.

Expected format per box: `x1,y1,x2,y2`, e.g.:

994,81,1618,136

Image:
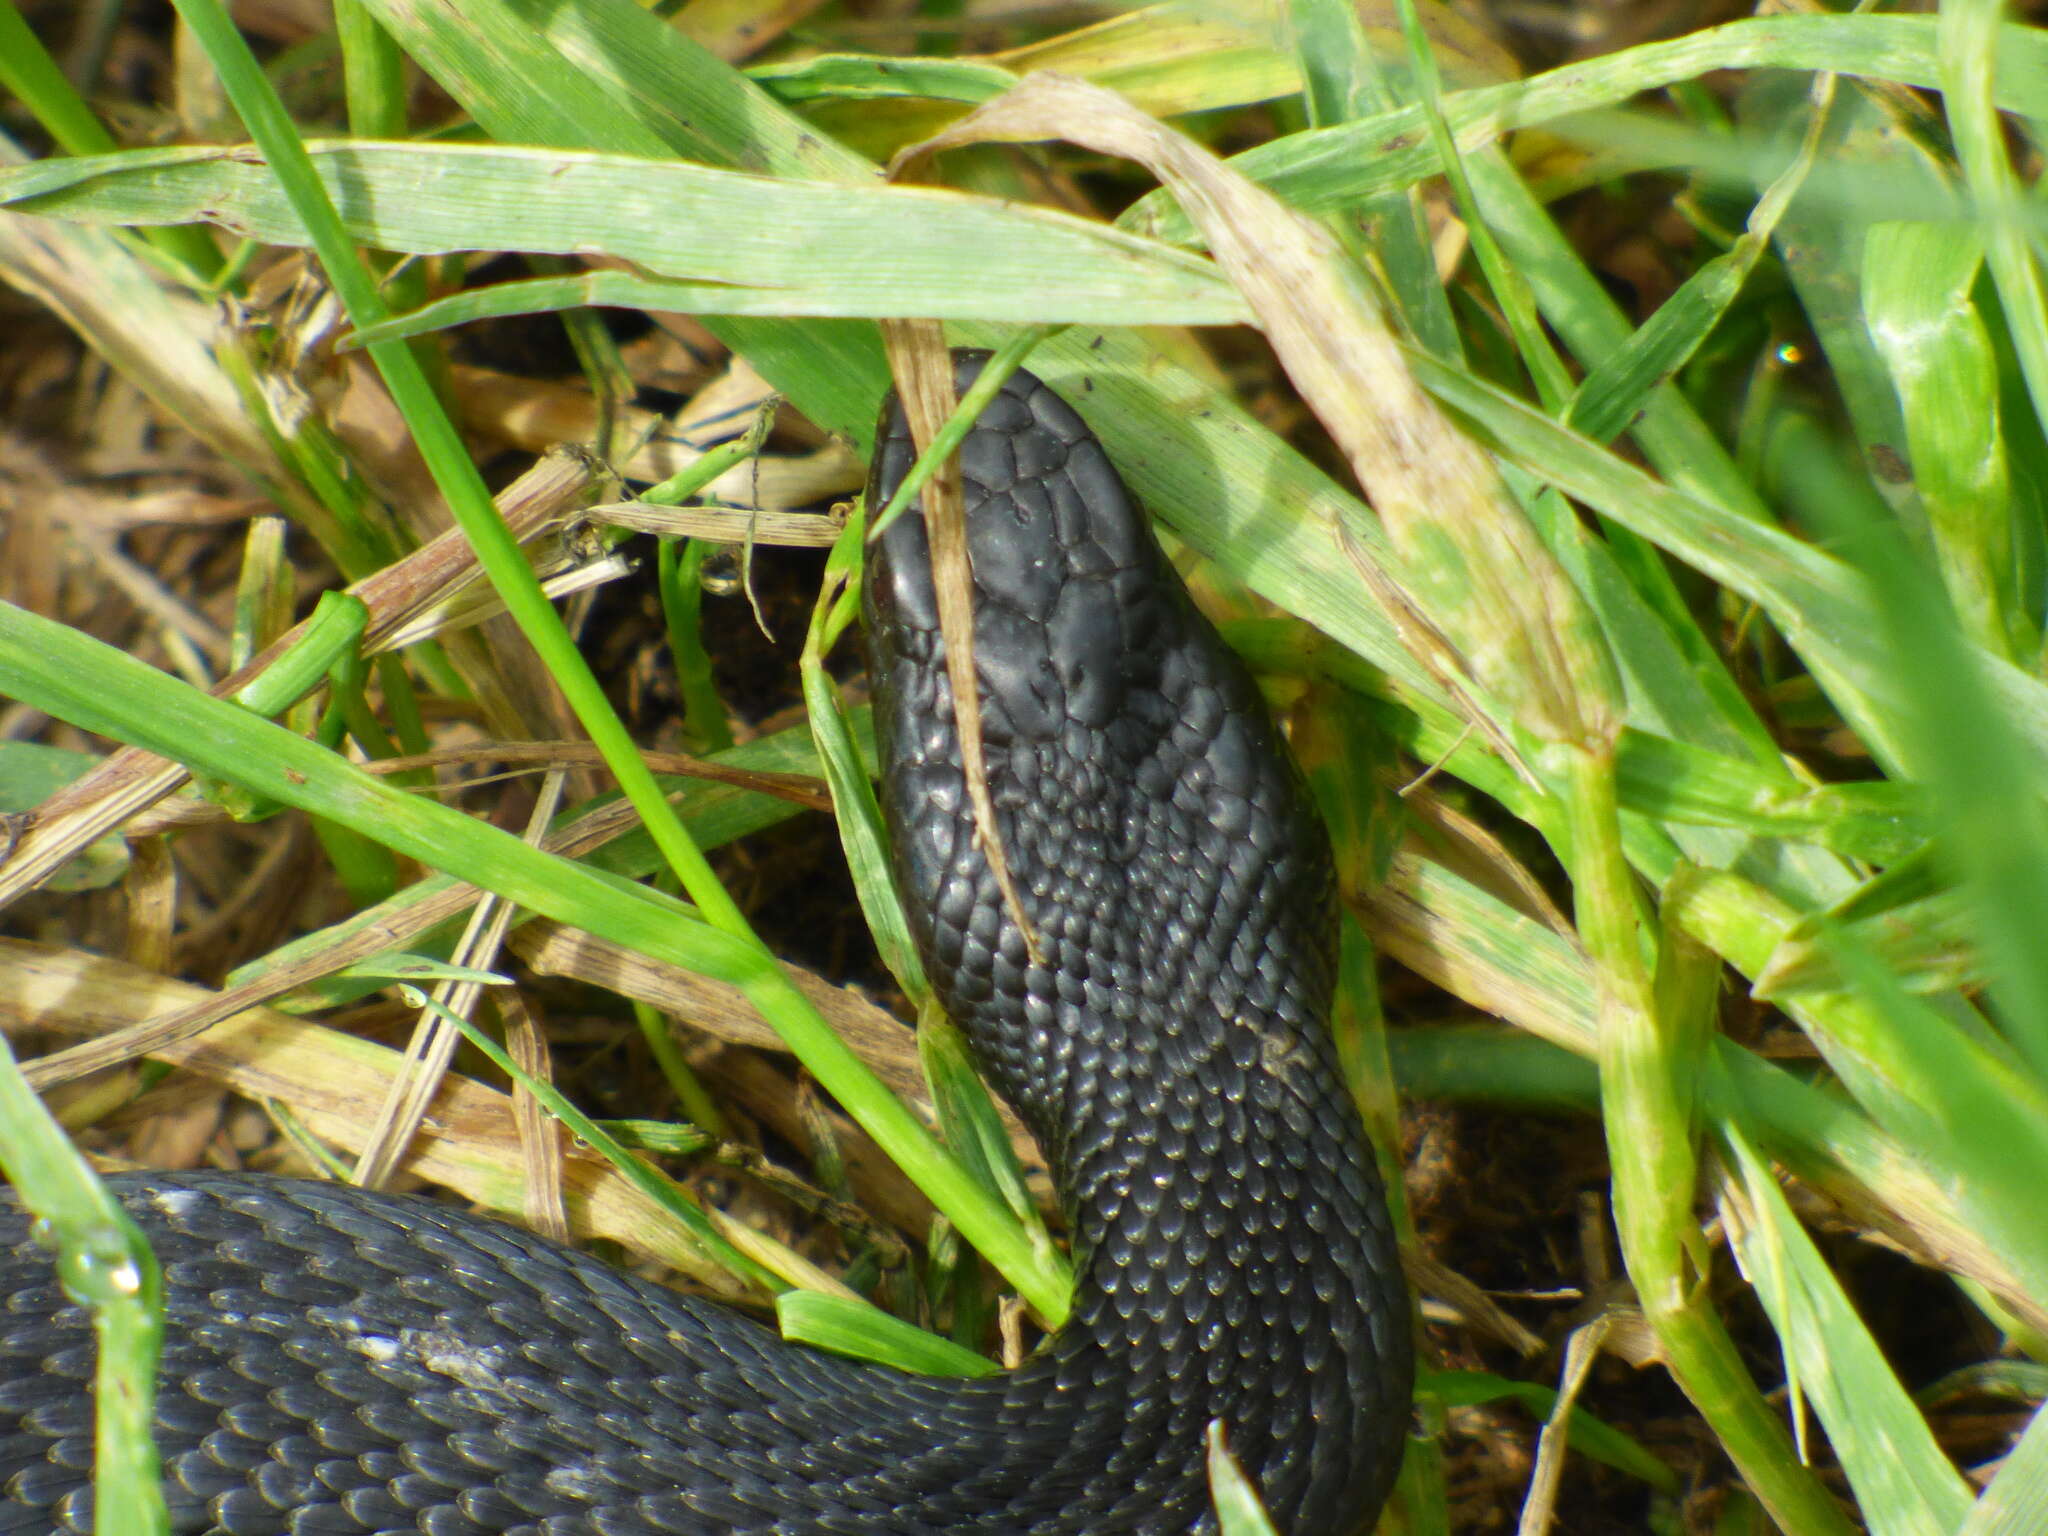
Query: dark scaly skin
0,354,1411,1536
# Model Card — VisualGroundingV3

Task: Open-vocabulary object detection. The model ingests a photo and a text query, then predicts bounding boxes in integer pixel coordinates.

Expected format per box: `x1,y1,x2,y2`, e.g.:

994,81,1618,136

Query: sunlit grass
0,0,2043,1528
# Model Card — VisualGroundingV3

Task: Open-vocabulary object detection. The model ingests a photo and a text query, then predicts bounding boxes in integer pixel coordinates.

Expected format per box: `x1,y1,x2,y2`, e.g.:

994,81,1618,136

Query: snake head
860,352,1338,1170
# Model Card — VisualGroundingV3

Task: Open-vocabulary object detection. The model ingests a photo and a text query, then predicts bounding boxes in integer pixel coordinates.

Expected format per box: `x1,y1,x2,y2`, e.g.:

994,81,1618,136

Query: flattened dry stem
877,319,1044,963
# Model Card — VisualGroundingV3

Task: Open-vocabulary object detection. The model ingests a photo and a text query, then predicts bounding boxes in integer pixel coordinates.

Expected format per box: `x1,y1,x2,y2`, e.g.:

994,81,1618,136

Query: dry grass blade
584,500,847,547
1369,850,1596,1057
0,938,752,1294
120,839,176,975
501,984,569,1243
51,524,229,664
350,770,566,1192
508,920,1048,1210
1517,1315,1614,1536
449,364,864,505
15,746,657,1093
0,448,598,911
510,921,929,1106
876,317,1043,963
0,156,278,488
1405,1248,1545,1357
359,743,829,809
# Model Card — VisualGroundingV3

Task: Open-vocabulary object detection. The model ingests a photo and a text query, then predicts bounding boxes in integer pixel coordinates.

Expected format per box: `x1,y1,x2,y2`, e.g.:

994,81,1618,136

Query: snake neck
864,354,1410,1530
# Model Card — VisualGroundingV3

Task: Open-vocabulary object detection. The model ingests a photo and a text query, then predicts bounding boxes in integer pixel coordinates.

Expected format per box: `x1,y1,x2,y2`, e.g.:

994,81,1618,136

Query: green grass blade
1757,80,1941,512
1941,0,2048,460
1411,345,2048,774
1207,1422,1283,1536
333,0,405,140
0,0,124,158
1555,717,1847,1531
163,0,1068,1320
1387,847,2048,1322
1772,414,2048,1083
1613,730,1923,865
746,54,1013,107
1958,1398,2048,1536
1864,220,2031,662
1287,0,1458,359
1392,4,1569,409
1385,1026,1600,1113
0,0,218,280
1520,465,1787,781
774,1291,1001,1378
356,0,892,443
1677,865,2048,1314
401,985,781,1292
0,1032,168,1535
447,0,861,182
1566,72,1834,444
226,725,832,1018
1428,1370,1676,1489
1121,14,2048,245
800,519,926,1002
0,597,1070,1320
657,537,737,756
1722,1124,1976,1534
0,142,1252,328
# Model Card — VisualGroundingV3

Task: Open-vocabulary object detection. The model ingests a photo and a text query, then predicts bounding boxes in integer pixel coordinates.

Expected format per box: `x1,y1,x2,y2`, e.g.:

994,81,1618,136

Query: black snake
0,353,1412,1535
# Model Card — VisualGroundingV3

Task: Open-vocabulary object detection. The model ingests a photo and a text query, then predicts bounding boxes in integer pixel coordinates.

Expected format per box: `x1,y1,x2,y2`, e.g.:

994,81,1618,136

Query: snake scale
0,353,1412,1535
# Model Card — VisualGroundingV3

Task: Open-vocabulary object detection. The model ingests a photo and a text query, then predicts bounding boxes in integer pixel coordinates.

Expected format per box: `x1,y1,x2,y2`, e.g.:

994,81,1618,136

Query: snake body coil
0,355,1411,1535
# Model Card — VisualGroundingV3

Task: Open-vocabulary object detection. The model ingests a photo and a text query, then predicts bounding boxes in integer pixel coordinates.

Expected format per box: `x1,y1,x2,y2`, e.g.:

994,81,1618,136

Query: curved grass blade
0,597,1072,1321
